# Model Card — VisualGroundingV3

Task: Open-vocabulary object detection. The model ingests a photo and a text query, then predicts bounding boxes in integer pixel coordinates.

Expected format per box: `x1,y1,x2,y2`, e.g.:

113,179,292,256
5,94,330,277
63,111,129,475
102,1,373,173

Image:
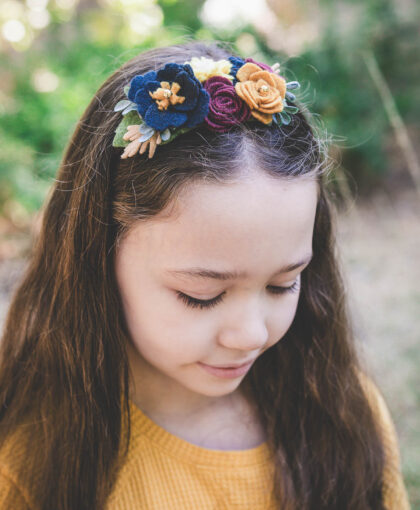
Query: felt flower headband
112,56,301,159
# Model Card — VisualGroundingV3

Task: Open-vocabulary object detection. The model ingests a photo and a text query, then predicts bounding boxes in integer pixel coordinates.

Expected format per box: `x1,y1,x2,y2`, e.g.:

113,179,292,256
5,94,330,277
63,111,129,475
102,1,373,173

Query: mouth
197,359,255,379
208,360,255,369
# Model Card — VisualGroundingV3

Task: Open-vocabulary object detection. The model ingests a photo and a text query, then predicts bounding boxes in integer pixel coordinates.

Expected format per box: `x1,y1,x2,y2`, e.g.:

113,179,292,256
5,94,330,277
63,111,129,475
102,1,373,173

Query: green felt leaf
286,81,300,90
161,128,171,141
139,124,155,136
280,111,291,125
159,126,193,145
122,104,137,115
124,85,130,96
138,132,154,142
274,113,283,125
113,110,143,147
114,99,131,112
284,105,299,114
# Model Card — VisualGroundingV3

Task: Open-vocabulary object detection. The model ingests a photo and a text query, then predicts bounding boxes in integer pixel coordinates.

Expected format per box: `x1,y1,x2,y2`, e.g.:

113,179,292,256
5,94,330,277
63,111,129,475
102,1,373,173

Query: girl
0,40,411,510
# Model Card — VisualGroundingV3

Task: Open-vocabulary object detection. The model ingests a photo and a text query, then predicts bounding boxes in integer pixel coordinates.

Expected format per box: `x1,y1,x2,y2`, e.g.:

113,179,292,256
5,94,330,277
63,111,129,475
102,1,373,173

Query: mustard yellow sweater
0,376,411,509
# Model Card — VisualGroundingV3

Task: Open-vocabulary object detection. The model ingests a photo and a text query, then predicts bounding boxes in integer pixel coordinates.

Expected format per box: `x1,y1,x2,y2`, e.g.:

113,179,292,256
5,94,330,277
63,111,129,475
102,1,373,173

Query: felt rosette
203,76,251,132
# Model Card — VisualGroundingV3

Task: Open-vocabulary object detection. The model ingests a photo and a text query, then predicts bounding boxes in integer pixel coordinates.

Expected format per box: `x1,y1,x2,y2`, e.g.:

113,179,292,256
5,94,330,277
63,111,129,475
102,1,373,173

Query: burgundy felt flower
245,57,273,73
203,76,251,132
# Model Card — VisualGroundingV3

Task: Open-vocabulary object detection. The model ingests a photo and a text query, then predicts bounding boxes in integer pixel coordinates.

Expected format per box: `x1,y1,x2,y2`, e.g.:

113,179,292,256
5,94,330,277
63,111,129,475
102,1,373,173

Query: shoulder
357,371,411,509
0,425,38,510
0,467,33,510
358,371,396,432
358,371,404,462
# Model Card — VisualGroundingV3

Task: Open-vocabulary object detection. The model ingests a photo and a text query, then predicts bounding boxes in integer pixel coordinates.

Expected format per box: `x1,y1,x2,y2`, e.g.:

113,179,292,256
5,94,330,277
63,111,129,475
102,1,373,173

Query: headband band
112,56,301,159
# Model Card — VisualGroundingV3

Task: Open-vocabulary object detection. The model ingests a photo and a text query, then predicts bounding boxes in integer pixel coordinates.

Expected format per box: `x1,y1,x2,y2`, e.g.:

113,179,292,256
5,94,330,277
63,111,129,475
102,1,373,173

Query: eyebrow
165,253,313,281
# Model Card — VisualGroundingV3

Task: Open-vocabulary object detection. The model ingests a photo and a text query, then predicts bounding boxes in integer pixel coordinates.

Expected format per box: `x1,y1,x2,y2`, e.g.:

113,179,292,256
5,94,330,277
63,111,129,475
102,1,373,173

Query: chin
191,380,243,398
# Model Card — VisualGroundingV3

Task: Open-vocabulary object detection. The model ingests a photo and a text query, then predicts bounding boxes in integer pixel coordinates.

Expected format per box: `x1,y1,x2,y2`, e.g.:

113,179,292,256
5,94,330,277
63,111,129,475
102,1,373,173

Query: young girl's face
115,169,318,410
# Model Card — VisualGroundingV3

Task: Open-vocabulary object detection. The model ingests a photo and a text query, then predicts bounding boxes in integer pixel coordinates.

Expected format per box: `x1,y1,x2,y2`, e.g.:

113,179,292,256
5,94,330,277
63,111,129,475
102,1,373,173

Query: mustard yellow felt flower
235,62,287,125
184,56,233,83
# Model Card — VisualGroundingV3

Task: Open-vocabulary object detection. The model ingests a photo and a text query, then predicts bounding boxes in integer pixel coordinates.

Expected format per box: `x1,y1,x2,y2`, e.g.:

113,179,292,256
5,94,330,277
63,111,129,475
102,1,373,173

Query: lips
197,360,255,379
205,359,255,369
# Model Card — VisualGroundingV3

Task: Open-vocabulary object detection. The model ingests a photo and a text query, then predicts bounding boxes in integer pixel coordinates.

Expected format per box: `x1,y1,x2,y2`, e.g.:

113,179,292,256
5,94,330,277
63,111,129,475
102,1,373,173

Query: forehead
123,173,318,275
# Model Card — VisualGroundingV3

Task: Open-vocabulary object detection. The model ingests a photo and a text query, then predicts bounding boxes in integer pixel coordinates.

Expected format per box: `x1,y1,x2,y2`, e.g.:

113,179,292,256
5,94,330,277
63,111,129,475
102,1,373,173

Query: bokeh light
200,0,273,31
31,68,60,93
2,19,26,42
26,0,49,10
28,9,51,29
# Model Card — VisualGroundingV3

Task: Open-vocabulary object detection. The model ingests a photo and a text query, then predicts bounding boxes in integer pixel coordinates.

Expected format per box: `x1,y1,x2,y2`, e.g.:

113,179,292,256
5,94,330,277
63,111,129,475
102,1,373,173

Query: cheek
120,284,209,363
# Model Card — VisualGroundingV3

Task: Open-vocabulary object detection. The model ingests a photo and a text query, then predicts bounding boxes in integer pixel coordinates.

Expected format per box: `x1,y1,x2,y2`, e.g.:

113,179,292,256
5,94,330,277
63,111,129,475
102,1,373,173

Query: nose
217,297,269,352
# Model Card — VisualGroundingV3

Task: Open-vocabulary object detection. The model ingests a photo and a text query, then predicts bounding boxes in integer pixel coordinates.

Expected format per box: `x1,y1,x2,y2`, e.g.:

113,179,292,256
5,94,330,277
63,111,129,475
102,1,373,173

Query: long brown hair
0,40,385,509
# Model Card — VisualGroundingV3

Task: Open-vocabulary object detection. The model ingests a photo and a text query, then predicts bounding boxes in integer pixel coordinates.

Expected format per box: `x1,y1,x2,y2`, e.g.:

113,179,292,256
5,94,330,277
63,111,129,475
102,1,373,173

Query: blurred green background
0,0,419,506
1,0,419,218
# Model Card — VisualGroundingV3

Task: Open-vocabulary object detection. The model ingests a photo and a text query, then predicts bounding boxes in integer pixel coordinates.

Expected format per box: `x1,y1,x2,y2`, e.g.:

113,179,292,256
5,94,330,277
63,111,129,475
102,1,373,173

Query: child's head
106,42,324,406
41,39,331,405
0,40,385,510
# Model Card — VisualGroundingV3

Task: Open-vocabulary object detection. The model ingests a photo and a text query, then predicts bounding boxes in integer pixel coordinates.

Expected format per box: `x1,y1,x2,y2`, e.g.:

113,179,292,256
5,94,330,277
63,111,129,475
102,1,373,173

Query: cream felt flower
185,57,233,83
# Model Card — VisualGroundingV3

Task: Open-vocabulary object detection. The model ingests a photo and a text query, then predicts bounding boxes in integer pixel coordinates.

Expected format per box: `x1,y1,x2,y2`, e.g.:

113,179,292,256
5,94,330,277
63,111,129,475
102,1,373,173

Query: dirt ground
0,187,419,506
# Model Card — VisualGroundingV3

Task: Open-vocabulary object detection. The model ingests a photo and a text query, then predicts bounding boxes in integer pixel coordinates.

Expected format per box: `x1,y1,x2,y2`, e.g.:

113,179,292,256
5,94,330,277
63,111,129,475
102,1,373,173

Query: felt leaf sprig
112,98,172,159
272,81,301,126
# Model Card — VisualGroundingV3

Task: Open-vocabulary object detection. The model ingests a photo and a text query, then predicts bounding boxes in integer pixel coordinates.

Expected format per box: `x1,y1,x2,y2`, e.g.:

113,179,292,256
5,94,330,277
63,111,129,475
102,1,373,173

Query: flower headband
112,56,301,159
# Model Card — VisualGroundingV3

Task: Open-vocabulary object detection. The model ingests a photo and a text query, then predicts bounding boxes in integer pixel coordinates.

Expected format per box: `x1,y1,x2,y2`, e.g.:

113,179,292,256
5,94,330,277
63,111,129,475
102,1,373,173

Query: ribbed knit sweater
0,376,411,509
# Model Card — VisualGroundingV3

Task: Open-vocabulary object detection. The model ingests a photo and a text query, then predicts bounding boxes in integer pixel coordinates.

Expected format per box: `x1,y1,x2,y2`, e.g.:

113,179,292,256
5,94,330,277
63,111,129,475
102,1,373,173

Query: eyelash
176,280,300,310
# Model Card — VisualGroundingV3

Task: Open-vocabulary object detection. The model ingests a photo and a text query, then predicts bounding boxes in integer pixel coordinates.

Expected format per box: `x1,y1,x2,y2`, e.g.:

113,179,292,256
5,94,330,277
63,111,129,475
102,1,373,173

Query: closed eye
175,280,300,310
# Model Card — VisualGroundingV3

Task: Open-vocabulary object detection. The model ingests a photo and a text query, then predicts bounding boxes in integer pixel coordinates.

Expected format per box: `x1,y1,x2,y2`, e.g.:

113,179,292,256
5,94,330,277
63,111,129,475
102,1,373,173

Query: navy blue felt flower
228,56,246,85
127,63,210,132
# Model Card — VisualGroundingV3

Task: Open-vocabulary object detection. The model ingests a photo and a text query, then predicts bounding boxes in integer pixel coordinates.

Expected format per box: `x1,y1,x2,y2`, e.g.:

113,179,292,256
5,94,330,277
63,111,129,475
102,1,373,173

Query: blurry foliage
0,0,419,216
1,35,126,211
293,0,420,193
